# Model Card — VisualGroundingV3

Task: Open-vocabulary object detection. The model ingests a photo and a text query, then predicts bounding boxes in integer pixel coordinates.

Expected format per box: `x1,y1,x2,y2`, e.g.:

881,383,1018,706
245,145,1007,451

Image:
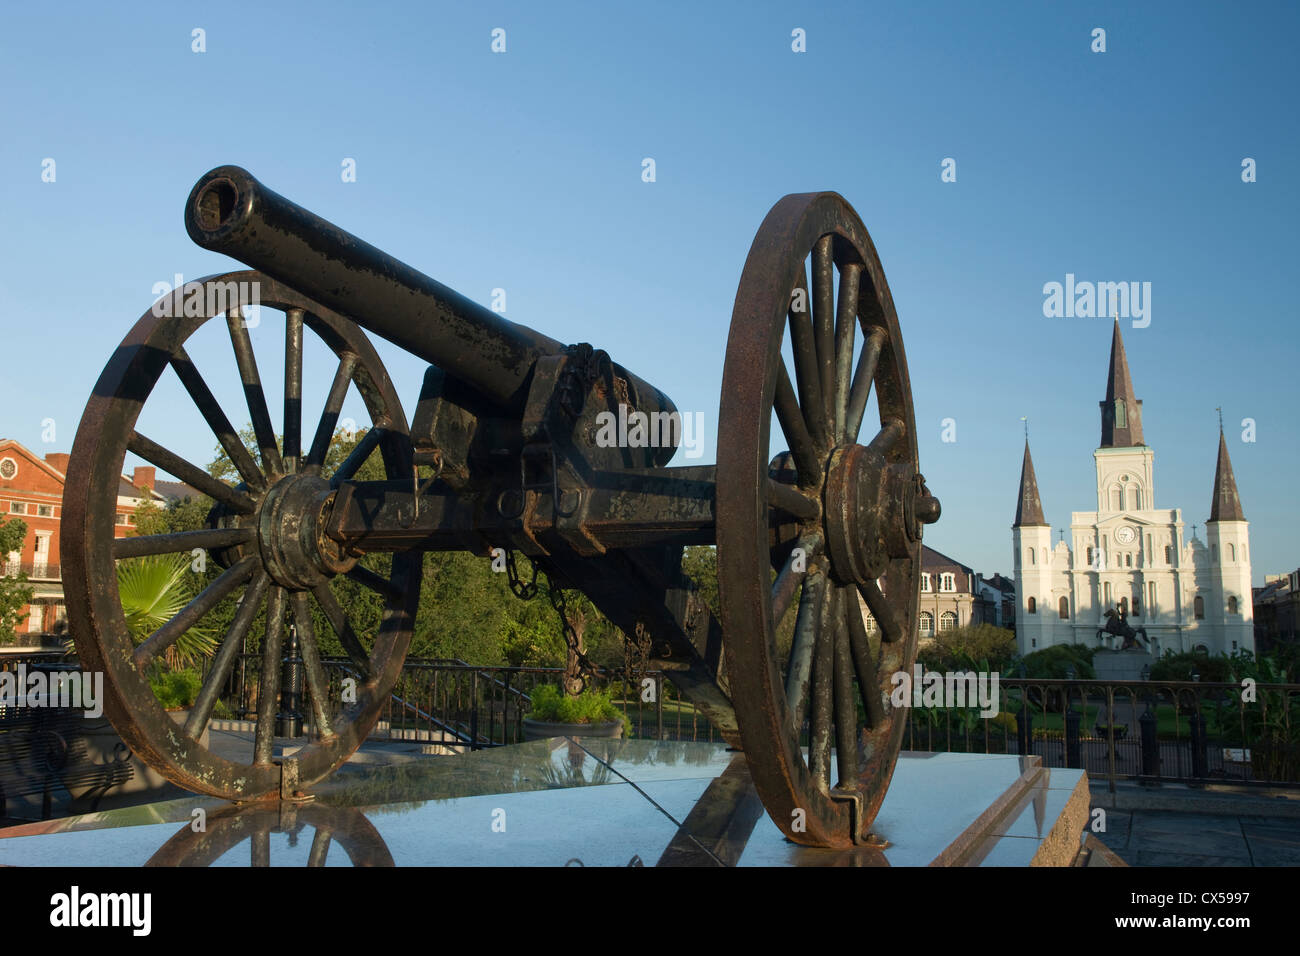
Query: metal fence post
1017,697,1033,757
1189,709,1208,781
1139,703,1160,781
1065,702,1081,769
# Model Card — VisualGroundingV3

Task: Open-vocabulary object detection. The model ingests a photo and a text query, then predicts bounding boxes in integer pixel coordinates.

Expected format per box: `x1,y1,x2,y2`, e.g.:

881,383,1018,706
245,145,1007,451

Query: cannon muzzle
184,166,670,421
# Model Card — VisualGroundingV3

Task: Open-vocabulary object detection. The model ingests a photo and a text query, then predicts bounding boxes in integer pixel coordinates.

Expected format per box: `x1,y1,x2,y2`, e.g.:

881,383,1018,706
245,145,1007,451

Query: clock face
1116,525,1136,545
0,459,15,480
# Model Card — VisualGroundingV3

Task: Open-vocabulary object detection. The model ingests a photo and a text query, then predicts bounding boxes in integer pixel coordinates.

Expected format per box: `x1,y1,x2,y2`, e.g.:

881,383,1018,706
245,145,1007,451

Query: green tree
0,514,34,643
117,553,217,670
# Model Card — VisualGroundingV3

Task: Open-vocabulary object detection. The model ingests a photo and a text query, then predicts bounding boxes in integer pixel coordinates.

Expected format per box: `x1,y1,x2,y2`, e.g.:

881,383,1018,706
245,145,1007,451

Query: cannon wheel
718,193,935,847
62,272,421,802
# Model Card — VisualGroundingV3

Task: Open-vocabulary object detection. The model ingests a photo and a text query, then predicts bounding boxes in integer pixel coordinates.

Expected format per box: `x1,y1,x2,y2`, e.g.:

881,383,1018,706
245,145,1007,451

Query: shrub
528,683,630,734
150,668,202,710
1149,649,1233,683
1021,644,1096,679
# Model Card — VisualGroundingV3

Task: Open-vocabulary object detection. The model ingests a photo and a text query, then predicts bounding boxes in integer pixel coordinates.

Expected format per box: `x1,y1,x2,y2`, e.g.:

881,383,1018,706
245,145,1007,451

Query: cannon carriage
61,167,940,847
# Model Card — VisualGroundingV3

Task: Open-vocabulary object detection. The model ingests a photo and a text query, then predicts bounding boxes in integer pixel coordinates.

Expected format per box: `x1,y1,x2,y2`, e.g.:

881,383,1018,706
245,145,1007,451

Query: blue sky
1,0,1296,585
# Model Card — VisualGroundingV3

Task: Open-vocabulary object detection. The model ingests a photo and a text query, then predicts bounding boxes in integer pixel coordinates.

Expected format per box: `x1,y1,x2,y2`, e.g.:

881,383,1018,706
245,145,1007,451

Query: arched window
921,573,931,592
1125,553,1132,567
1119,596,1128,616
1058,597,1069,619
1110,486,1122,511
1132,593,1141,616
1228,543,1236,562
1130,487,1142,510
939,611,956,632
1228,596,1238,614
1027,597,1037,614
1194,595,1204,620
1028,548,1035,566
1164,545,1172,564
1211,544,1218,561
919,612,934,636
864,613,877,634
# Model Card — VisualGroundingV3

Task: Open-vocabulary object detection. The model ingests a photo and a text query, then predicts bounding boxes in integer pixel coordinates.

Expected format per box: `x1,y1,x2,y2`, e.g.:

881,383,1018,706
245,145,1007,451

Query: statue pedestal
1094,649,1154,682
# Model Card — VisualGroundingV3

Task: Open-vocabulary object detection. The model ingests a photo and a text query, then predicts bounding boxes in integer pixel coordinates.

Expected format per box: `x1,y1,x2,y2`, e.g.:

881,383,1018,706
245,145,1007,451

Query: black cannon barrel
184,166,666,417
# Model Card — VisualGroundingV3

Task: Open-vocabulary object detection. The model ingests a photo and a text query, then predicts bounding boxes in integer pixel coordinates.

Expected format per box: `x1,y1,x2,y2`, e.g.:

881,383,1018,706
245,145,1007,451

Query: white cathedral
1012,320,1254,658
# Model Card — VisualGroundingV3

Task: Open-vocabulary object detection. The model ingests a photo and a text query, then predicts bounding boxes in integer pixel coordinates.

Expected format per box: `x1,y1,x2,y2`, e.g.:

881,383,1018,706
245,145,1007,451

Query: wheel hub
822,443,940,585
257,473,356,589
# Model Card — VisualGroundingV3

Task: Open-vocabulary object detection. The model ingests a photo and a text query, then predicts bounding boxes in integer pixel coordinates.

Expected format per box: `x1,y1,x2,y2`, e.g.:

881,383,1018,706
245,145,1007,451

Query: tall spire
1014,440,1048,526
1099,317,1144,447
1209,426,1245,521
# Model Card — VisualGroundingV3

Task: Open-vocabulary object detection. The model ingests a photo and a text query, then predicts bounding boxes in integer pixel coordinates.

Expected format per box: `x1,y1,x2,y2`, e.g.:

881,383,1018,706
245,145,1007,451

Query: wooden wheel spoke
306,353,358,471
186,573,270,738
254,586,287,765
833,584,860,784
170,347,265,490
771,534,821,623
767,479,819,523
345,564,400,601
284,309,304,473
114,527,252,560
858,578,902,644
787,273,828,446
845,328,885,444
128,432,255,514
134,556,258,668
330,427,385,488
866,417,905,457
809,584,838,792
227,307,284,477
312,583,371,679
846,585,887,728
775,365,821,485
292,591,335,739
811,236,836,429
833,265,861,444
307,829,332,867
783,572,825,735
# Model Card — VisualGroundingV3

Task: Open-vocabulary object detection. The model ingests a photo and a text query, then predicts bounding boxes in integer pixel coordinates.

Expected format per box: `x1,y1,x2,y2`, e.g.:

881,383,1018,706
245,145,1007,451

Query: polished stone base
0,740,1088,866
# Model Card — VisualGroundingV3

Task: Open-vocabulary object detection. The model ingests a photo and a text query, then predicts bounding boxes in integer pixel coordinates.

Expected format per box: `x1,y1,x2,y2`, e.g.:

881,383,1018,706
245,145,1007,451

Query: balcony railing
1,562,61,581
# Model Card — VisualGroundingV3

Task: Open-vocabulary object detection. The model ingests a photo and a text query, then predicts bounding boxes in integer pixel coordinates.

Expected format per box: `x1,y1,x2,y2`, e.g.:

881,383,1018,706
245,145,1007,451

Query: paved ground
1090,786,1300,865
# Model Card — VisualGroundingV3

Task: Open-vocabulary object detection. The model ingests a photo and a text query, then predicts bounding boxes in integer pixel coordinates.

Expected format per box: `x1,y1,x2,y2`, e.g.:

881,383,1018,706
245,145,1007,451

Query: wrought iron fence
902,678,1300,791
202,655,720,749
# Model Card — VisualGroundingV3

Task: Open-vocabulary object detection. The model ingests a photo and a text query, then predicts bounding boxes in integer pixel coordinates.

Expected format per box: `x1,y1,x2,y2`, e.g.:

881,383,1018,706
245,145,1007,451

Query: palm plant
117,553,217,671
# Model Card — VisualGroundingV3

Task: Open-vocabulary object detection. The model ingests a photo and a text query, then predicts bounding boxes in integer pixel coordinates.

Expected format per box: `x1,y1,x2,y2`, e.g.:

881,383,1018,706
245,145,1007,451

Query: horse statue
1097,608,1148,650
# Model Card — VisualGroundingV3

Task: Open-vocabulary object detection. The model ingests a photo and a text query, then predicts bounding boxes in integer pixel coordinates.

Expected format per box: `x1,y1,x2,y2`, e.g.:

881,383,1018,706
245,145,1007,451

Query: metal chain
548,582,599,677
504,549,539,600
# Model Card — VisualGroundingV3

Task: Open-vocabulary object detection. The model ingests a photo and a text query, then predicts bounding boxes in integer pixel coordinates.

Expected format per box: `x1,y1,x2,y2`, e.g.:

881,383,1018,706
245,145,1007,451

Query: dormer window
941,573,955,592
921,573,931,592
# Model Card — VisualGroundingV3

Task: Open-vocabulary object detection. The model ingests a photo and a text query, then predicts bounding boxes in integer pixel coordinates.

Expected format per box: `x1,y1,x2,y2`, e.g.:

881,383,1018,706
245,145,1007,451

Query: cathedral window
1211,544,1218,561
1131,488,1142,510
1119,596,1128,616
1132,593,1141,616
1086,546,1094,566
1194,595,1204,620
1028,549,1035,566
1125,553,1132,567
1164,545,1172,564
1027,597,1036,613
1227,596,1238,614
919,612,934,636
939,611,956,632
1110,486,1122,511
1058,597,1069,619
1228,543,1235,562
1149,582,1157,613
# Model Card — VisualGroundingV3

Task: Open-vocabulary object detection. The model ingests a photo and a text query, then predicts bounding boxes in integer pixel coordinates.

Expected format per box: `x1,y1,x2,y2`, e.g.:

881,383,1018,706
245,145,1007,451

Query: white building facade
1012,321,1254,658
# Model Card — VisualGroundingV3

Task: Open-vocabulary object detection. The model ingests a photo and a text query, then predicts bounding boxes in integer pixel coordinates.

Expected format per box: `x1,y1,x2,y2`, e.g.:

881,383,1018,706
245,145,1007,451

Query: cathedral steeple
1099,318,1144,448
1014,440,1048,526
1209,426,1245,521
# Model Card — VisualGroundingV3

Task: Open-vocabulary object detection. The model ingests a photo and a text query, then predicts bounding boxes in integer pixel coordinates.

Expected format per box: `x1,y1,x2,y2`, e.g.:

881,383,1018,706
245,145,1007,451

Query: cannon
61,167,940,848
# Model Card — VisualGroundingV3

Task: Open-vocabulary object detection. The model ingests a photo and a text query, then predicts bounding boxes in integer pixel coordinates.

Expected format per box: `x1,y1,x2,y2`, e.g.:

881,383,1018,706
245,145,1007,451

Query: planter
522,717,624,741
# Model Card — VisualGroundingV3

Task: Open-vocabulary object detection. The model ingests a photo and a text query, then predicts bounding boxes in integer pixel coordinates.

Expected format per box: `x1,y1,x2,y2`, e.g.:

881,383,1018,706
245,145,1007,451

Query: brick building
0,439,192,645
